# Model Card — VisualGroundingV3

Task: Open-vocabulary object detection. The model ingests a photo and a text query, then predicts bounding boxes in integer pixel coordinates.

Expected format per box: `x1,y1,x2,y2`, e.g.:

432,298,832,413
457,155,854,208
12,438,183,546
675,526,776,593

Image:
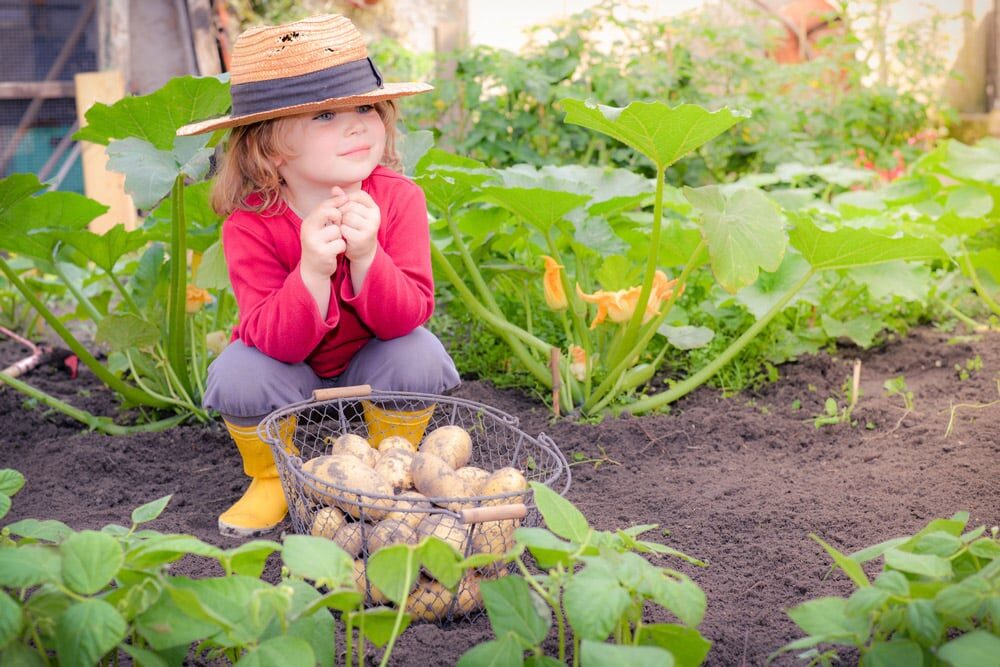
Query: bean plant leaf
864,640,924,667
563,564,631,640
0,469,24,497
60,531,124,595
239,636,316,667
788,215,945,270
0,590,23,648
644,571,707,627
481,576,551,645
54,599,127,667
938,630,1000,667
684,185,786,293
457,634,524,667
637,623,712,667
5,518,73,543
367,544,420,606
74,74,231,150
884,549,952,579
529,482,589,543
0,545,61,587
281,536,353,590
357,607,411,647
106,135,213,210
561,99,748,170
513,527,578,568
786,597,867,640
418,536,464,588
579,639,675,667
131,494,172,525
226,540,282,578
96,313,161,353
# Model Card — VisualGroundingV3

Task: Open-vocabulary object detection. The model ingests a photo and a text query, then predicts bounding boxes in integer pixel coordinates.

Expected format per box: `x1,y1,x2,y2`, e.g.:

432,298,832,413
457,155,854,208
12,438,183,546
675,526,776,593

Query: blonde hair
211,100,402,217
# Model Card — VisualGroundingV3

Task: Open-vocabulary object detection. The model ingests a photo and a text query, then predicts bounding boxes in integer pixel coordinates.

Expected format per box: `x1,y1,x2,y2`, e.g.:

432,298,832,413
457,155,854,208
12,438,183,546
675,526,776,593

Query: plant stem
958,244,1000,317
515,557,566,664
107,270,141,315
622,269,815,414
0,256,169,408
378,549,417,667
49,251,102,322
0,371,186,434
167,175,194,397
938,299,985,330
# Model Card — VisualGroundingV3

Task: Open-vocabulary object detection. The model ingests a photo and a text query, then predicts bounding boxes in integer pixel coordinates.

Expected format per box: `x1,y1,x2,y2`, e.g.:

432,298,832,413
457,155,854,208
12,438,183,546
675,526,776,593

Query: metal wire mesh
260,389,571,624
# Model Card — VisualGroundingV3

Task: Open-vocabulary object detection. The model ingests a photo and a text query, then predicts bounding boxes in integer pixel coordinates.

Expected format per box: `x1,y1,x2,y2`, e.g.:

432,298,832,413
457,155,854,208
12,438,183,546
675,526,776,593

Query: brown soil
1,327,998,666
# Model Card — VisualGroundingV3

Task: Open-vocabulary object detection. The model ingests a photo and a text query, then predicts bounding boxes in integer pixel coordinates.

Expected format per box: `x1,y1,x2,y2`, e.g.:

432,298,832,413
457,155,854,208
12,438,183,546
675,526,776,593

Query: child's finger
347,190,377,208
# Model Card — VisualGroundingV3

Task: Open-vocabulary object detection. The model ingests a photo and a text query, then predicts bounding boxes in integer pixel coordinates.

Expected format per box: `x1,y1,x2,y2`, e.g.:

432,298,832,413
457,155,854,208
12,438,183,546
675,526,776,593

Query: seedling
568,445,621,469
883,375,915,411
954,354,983,381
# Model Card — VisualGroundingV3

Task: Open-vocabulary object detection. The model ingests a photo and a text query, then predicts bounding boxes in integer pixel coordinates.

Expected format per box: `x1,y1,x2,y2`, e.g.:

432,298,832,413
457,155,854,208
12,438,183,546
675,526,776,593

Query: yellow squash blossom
541,255,568,310
185,285,213,314
576,271,683,329
568,345,587,382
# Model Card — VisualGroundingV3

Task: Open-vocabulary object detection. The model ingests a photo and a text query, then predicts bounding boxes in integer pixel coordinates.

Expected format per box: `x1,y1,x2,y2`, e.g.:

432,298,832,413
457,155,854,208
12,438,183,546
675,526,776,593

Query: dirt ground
1,326,998,666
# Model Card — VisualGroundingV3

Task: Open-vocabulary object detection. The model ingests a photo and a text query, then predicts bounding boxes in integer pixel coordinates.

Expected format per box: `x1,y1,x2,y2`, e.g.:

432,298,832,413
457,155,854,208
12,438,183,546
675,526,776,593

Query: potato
329,433,379,468
419,425,472,469
322,454,394,520
471,519,518,556
300,454,349,504
367,518,419,554
411,452,453,490
479,467,528,507
405,575,483,621
333,521,368,557
373,451,413,491
454,466,490,493
383,491,433,529
311,506,347,539
377,435,417,455
415,514,469,553
352,559,388,604
411,452,474,510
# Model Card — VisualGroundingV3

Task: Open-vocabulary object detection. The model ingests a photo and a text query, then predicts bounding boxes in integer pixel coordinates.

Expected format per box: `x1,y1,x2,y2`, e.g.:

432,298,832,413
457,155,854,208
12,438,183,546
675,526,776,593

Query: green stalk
432,245,552,386
938,299,986,331
107,270,141,315
344,614,355,667
583,240,706,413
48,257,102,322
189,317,207,400
516,558,566,664
958,244,1000,317
613,165,666,368
623,270,815,415
0,372,186,434
378,549,417,667
0,256,169,408
167,175,193,397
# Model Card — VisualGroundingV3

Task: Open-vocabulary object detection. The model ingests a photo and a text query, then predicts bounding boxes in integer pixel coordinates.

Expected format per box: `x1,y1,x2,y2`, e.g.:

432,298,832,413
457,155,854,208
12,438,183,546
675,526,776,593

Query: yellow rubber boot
218,420,288,537
362,400,435,448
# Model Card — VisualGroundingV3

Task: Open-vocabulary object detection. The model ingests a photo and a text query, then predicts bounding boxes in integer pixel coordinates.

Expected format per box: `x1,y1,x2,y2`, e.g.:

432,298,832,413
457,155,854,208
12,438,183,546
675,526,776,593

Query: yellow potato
373,451,414,491
300,454,350,504
367,518,419,554
322,454,394,520
471,519,518,556
479,467,528,507
415,514,469,553
383,491,433,529
352,559,388,604
411,452,475,511
419,425,473,469
377,435,417,455
454,466,490,493
329,433,379,468
333,521,368,558
411,452,453,490
310,506,347,539
405,575,483,621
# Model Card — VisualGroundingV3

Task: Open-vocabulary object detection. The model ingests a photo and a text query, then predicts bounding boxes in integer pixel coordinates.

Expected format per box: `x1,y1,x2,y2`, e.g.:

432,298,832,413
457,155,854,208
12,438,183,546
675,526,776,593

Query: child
177,14,460,537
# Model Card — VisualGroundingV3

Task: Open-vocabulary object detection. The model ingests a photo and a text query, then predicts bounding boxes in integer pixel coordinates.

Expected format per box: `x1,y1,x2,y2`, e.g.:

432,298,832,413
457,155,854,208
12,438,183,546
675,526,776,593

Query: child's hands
299,196,347,281
335,188,381,265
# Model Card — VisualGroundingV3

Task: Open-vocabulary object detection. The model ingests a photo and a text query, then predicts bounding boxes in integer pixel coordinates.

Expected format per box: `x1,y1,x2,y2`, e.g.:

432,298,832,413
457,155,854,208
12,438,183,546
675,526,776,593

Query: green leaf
885,549,952,579
941,138,1000,184
561,99,747,169
0,173,46,216
968,539,1000,559
0,644,46,667
564,566,631,640
281,535,353,589
61,225,148,273
657,325,715,350
238,636,314,667
735,251,813,318
0,495,9,521
851,261,933,303
398,129,435,177
513,527,578,568
367,544,420,606
54,599,127,667
874,570,911,597
106,135,212,209
119,644,170,667
685,186,786,293
906,599,943,645
479,187,589,233
457,634,524,667
417,536,464,588
789,215,945,271
6,519,72,543
864,639,924,667
946,185,994,218
194,239,230,290
0,469,25,497
0,191,107,259
134,586,215,650
644,571,707,627
846,587,890,617
0,545,61,587
126,534,224,568
938,630,1000,667
60,531,124,595
853,537,909,564
913,532,963,558
481,576,550,645
357,606,411,647
529,482,590,543
637,623,712,667
131,495,172,525
821,314,883,348
75,74,231,150
786,597,867,641
580,639,675,667
226,540,282,578
0,590,23,649
95,313,162,353
525,656,563,667
934,577,990,617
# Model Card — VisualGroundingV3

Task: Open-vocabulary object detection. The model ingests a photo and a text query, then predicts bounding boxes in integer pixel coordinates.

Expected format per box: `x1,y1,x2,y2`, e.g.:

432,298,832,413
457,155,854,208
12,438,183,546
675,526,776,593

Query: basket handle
460,503,527,524
312,384,372,401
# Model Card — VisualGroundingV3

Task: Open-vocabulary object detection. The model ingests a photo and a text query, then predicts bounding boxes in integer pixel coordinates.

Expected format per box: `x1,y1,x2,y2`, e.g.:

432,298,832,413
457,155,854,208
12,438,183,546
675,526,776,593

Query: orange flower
541,255,568,310
568,345,587,382
576,271,683,329
185,285,213,314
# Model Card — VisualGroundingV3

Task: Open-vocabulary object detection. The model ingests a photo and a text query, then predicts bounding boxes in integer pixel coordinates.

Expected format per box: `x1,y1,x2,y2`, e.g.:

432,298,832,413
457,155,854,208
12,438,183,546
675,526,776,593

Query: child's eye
356,105,374,114
314,111,335,121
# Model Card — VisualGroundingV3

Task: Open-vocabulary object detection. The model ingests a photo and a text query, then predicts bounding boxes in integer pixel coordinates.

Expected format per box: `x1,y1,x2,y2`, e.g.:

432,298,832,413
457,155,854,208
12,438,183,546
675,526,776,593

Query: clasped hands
300,186,380,279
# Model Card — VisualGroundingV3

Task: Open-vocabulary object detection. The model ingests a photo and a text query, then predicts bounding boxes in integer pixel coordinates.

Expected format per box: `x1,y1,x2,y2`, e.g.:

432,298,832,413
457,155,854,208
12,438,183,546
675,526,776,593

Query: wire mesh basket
259,384,571,624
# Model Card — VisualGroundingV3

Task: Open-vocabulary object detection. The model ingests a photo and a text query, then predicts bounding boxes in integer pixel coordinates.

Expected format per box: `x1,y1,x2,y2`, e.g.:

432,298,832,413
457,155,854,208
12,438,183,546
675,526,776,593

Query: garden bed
1,326,997,666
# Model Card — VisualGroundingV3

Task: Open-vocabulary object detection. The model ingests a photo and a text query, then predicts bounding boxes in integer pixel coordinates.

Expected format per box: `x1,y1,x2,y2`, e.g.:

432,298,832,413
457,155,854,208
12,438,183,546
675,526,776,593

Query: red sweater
223,165,434,377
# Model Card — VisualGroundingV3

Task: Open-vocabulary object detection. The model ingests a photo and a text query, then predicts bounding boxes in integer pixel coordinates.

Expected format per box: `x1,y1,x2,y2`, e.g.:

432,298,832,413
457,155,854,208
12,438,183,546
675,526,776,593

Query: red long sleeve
223,166,435,377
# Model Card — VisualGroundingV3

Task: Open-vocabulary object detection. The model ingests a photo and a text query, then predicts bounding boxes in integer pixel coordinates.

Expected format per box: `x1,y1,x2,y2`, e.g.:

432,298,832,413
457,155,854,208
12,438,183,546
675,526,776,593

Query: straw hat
177,14,432,136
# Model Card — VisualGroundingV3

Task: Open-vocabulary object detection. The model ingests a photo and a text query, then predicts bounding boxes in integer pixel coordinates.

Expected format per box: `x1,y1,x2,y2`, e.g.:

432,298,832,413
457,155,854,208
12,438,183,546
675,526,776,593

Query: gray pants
203,327,460,426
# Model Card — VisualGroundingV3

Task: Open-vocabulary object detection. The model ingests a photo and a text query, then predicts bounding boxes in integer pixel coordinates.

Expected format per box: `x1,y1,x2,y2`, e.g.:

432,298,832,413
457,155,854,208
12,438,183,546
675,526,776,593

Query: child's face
274,104,386,193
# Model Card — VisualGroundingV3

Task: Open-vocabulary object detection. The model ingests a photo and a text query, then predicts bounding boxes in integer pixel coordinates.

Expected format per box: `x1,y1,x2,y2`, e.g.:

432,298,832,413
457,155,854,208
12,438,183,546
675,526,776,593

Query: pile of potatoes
299,424,529,620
